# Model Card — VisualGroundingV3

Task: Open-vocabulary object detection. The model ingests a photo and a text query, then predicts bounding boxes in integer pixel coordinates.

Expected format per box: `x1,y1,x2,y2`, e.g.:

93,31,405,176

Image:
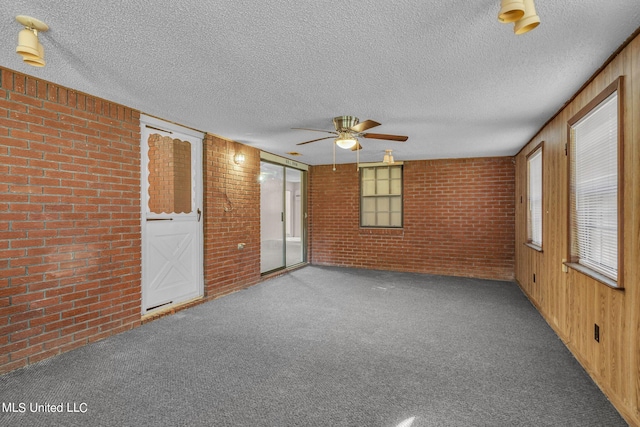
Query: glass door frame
260,152,308,275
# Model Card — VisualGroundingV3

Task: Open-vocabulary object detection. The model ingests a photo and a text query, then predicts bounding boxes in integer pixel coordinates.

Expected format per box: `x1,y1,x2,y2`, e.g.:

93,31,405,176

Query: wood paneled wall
515,32,640,425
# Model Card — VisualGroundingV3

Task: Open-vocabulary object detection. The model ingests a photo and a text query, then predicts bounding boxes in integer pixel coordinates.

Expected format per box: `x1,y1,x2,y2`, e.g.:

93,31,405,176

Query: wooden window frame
566,77,624,289
526,142,544,252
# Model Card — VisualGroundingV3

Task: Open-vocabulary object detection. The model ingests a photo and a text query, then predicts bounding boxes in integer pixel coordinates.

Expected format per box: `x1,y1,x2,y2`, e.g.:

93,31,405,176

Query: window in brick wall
526,143,543,250
568,77,623,288
360,165,403,227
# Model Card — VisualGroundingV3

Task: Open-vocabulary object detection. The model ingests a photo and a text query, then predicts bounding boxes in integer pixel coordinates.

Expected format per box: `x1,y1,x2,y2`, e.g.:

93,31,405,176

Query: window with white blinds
527,145,543,248
569,82,621,284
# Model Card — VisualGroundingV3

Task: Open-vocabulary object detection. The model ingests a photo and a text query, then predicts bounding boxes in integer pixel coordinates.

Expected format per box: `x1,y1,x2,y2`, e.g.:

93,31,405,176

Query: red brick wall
0,65,515,375
309,157,515,280
0,68,268,375
0,68,142,374
203,135,261,298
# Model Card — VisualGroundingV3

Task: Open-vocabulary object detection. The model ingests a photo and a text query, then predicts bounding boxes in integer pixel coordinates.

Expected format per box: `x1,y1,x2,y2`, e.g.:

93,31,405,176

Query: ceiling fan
293,116,408,151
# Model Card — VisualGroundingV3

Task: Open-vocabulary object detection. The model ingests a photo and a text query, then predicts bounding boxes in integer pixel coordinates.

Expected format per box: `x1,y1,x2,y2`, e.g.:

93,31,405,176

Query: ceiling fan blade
292,127,337,135
362,133,408,142
296,136,335,145
349,120,381,133
351,142,363,151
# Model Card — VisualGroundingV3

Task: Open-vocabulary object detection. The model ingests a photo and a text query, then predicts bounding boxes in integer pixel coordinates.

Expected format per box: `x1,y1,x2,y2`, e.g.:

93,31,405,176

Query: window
568,78,623,287
361,165,402,227
526,144,543,249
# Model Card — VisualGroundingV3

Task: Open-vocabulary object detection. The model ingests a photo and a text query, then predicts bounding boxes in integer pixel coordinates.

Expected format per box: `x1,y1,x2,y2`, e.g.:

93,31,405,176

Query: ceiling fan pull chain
333,140,336,171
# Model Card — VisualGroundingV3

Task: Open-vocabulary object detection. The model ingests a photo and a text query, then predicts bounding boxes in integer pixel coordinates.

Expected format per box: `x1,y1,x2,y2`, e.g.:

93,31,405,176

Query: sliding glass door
260,160,305,273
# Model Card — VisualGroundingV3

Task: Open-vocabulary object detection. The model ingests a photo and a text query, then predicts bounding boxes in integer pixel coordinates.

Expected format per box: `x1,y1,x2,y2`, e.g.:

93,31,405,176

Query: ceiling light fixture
335,132,357,149
498,0,524,24
497,0,525,23
15,15,48,67
497,0,539,35
383,150,394,164
513,0,540,35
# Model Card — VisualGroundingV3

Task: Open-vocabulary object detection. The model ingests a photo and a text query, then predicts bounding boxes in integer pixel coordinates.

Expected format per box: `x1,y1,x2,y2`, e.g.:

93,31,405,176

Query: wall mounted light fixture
234,153,246,164
498,0,539,35
16,15,48,67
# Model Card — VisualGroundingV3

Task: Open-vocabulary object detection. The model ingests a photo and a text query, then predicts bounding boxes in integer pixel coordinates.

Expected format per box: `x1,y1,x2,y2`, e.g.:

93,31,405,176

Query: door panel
145,221,200,309
285,168,303,266
141,116,203,314
260,162,285,273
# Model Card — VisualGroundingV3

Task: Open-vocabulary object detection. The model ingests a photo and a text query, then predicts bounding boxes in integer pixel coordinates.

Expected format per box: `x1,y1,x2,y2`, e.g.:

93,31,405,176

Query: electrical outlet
237,243,245,249
594,324,600,342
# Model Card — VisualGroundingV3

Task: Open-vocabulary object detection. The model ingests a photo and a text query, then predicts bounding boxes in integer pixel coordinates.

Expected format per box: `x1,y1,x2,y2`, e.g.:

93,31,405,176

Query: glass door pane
285,168,303,266
147,134,192,215
260,162,285,273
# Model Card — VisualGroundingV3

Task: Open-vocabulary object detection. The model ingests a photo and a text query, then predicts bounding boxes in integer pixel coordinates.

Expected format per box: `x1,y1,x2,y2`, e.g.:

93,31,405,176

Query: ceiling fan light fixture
498,0,525,23
335,133,357,149
513,0,540,35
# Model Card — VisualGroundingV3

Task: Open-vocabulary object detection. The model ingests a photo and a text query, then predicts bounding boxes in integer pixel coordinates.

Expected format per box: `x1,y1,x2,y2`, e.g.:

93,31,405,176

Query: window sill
359,228,404,237
525,242,543,252
564,262,623,290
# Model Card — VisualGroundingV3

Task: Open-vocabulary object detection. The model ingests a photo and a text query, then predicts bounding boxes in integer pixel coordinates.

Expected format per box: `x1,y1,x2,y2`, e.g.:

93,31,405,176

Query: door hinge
564,143,568,156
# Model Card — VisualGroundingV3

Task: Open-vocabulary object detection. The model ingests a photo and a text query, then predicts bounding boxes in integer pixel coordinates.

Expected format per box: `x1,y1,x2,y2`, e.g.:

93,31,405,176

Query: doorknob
197,208,202,222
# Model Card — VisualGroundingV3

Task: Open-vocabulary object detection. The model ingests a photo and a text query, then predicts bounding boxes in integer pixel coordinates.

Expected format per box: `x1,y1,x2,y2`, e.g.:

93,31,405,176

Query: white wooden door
140,115,203,314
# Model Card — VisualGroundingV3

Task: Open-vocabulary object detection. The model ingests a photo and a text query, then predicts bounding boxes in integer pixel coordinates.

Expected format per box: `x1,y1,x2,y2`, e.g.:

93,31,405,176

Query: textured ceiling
2,1,639,165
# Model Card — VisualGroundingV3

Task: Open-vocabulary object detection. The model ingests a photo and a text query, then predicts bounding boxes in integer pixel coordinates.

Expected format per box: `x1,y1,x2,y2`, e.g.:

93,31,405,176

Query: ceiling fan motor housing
333,116,359,132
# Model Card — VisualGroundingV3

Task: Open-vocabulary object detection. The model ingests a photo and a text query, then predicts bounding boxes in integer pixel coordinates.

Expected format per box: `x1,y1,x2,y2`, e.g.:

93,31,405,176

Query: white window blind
570,91,618,281
527,147,542,247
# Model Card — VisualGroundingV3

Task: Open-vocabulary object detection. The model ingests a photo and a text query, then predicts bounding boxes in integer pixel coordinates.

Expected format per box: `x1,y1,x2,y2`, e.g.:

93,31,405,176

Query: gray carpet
0,266,627,426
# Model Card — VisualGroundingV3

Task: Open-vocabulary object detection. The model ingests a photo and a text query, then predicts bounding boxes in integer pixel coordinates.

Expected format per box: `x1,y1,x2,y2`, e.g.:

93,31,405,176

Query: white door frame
140,115,204,314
